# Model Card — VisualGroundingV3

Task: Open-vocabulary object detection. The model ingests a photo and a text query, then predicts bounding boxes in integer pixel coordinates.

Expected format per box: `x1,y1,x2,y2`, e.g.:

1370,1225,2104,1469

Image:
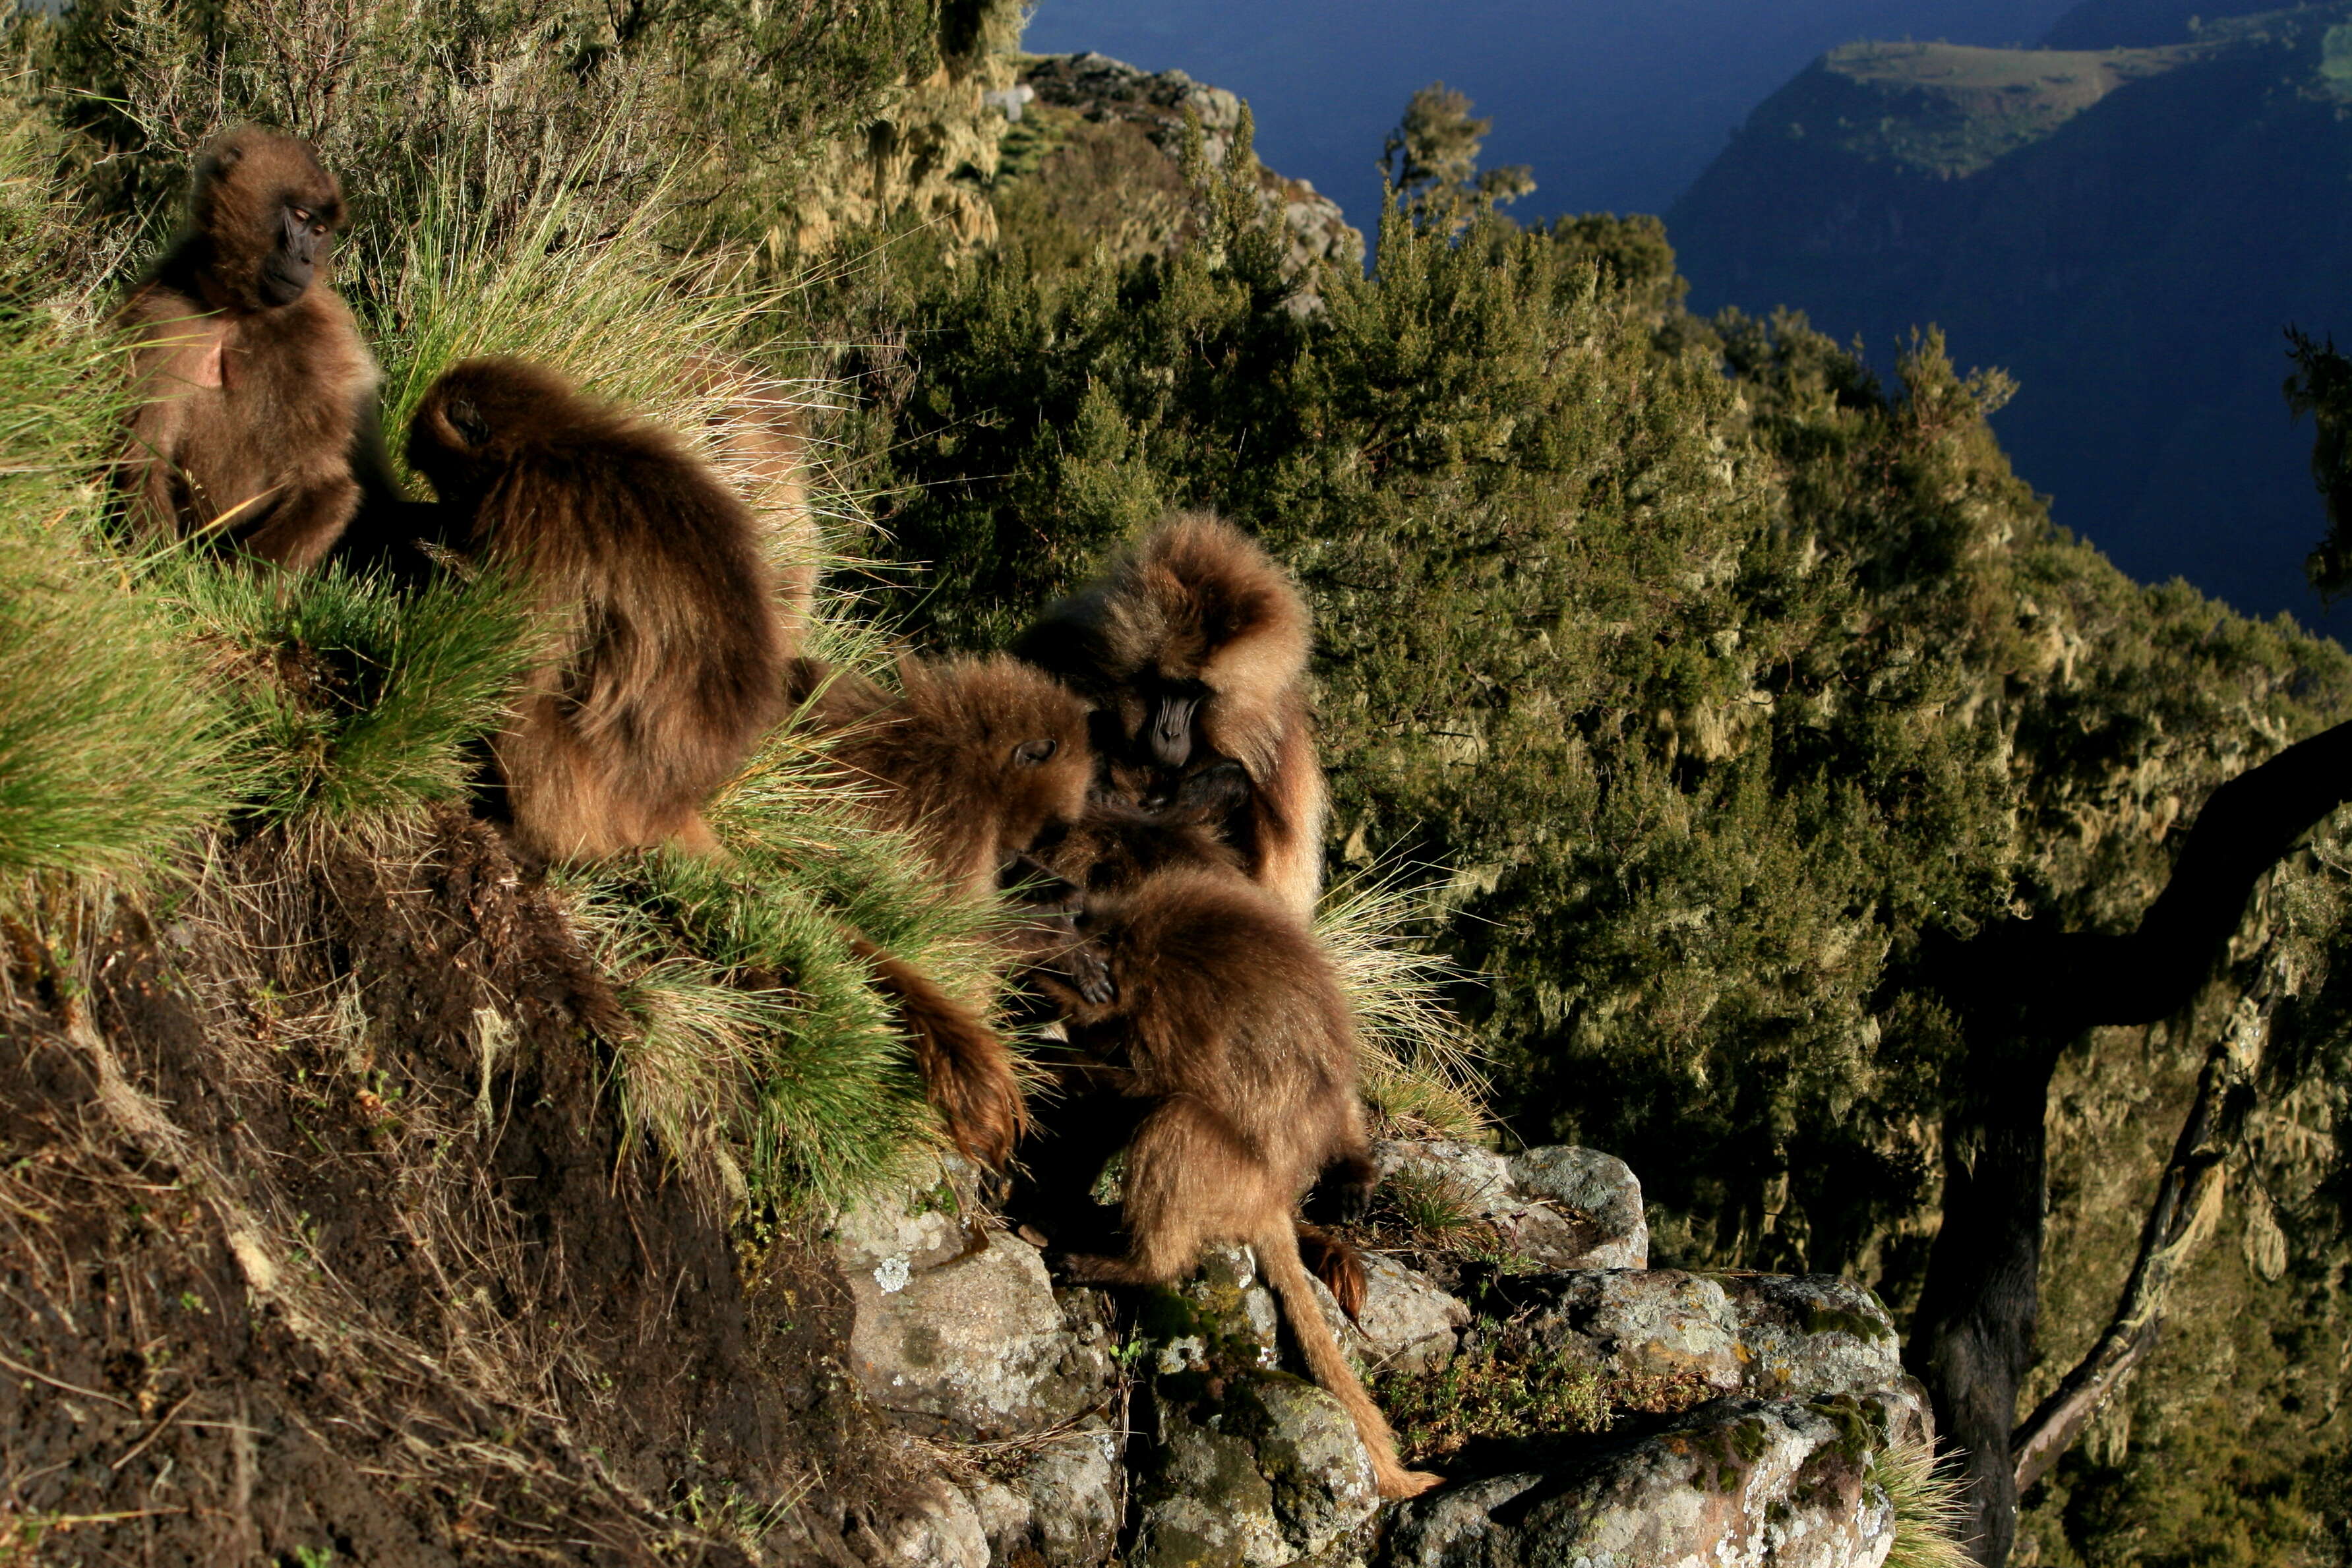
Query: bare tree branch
2009,955,2277,1495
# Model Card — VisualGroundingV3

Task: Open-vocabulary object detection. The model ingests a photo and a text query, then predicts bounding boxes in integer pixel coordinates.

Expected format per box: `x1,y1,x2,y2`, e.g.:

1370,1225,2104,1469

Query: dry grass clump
1872,1435,1975,1568
1316,862,1492,1141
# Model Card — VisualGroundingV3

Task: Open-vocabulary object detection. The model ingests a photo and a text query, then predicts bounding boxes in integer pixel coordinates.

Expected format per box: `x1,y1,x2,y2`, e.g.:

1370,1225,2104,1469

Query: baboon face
193,131,344,311
1138,677,1209,768
407,358,580,505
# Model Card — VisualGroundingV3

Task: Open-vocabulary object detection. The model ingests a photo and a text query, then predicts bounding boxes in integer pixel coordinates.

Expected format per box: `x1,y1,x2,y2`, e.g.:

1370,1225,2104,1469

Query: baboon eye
289,206,311,223
1013,739,1058,765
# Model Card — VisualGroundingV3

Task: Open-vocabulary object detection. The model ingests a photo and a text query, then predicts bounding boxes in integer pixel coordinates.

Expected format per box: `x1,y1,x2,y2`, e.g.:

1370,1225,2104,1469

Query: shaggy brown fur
407,357,785,861
1013,797,1370,1315
789,655,1095,902
117,129,377,570
785,653,1103,1166
1030,861,1436,1498
1015,512,1329,919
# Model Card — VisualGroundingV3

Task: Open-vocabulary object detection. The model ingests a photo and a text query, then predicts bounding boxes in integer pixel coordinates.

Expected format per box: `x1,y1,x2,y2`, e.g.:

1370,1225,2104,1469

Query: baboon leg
1061,1095,1256,1286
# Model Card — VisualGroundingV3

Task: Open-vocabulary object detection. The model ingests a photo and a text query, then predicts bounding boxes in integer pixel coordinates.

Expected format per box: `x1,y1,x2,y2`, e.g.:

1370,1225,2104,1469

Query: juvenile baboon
789,654,1095,901
117,129,377,570
1030,862,1435,1497
1015,512,1329,918
406,357,786,861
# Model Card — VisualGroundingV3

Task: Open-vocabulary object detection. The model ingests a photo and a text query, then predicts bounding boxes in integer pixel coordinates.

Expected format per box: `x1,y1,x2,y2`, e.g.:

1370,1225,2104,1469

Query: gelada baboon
1004,796,1370,1313
1032,862,1437,1498
1015,512,1329,919
789,655,1094,901
117,128,378,570
407,357,785,861
784,653,1104,1166
791,653,1111,999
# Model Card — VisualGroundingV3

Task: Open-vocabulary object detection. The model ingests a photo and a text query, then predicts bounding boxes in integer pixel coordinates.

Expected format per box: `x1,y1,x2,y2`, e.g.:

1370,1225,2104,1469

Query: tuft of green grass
0,120,232,886
1316,864,1492,1140
150,558,535,827
1871,1435,1974,1568
560,719,1022,1217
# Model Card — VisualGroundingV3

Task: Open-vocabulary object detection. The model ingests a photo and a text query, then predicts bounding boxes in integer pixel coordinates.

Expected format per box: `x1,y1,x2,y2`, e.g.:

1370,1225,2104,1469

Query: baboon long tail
851,936,1025,1170
1256,1222,1441,1499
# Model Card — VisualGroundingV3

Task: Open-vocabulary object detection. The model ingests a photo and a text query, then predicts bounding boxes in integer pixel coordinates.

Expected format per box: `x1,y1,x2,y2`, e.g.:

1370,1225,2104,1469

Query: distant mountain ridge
1667,1,2352,624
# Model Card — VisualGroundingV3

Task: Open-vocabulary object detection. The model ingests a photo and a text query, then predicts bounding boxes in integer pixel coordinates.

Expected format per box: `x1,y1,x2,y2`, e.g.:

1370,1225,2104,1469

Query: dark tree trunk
1907,1025,2064,1567
1905,717,2352,1567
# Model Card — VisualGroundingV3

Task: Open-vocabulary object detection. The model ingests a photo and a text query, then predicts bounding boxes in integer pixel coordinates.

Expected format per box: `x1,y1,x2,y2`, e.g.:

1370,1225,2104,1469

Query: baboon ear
1013,738,1059,766
445,396,491,448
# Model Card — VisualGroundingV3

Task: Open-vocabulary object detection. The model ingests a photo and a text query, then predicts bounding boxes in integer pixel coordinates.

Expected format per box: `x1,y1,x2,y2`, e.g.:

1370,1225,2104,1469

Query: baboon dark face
1141,678,1207,768
258,196,334,306
191,131,344,313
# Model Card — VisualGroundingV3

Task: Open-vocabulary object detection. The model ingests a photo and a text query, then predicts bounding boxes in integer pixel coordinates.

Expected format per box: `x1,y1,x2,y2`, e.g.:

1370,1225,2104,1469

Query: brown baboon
407,357,785,861
790,652,1112,1007
1015,512,1329,919
117,129,378,570
789,654,1095,901
1029,862,1434,1497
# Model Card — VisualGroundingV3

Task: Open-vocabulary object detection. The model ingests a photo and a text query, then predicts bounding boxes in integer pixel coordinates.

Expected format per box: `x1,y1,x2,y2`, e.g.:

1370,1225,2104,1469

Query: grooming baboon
789,655,1094,901
784,652,1107,1165
1002,795,1372,1313
117,128,377,570
1029,859,1434,1496
1015,512,1329,919
406,357,785,861
790,653,1112,1004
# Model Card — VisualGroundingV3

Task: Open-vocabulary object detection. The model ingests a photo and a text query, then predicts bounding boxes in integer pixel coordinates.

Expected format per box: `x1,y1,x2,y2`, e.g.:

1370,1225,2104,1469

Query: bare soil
0,809,917,1566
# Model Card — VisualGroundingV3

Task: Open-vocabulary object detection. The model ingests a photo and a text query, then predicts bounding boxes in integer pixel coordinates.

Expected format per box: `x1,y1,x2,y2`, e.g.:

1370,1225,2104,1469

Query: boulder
1381,1387,1931,1568
1130,1373,1381,1568
833,1169,1115,1438
1492,1269,1904,1401
1372,1141,1649,1271
1351,1254,1472,1375
841,1474,991,1568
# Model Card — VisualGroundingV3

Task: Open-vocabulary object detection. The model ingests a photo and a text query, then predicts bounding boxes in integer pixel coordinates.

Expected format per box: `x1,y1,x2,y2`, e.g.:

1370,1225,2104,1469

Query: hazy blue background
1022,1,2083,231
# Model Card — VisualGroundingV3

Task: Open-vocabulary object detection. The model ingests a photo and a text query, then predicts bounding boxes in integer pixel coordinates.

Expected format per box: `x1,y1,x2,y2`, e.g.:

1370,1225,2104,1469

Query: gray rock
1506,1146,1648,1269
1130,1399,1289,1568
845,1474,990,1568
1372,1140,1650,1271
1013,1426,1124,1568
1496,1269,1904,1402
1131,1373,1381,1568
1349,1255,1470,1375
1373,1140,1515,1215
1228,1376,1380,1558
1381,1388,1930,1568
965,1477,1031,1564
833,1172,1114,1437
1718,1274,1906,1401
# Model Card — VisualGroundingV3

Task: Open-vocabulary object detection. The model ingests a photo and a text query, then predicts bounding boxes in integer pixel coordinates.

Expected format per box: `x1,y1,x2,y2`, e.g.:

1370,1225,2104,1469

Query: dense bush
830,120,2352,1555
